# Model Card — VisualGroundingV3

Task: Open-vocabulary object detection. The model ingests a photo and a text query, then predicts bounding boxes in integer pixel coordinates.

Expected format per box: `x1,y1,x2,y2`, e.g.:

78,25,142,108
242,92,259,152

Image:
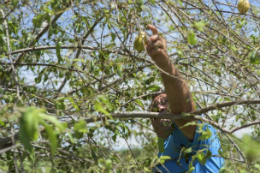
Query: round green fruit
134,31,147,52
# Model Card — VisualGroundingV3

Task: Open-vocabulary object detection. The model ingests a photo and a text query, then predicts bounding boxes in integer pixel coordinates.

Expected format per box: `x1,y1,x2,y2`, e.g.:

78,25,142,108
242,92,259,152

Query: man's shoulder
169,122,219,145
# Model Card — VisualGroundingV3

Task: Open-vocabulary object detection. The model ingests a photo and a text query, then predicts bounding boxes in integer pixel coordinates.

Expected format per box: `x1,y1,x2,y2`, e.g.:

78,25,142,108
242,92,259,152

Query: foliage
1,0,260,172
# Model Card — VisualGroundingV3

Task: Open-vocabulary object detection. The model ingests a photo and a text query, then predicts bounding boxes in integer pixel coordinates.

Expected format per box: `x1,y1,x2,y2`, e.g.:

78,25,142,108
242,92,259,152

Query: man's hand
146,25,168,60
151,118,173,139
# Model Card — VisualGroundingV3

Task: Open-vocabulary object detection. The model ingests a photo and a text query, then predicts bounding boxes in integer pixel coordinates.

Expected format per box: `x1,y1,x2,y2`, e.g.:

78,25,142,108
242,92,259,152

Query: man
146,25,225,172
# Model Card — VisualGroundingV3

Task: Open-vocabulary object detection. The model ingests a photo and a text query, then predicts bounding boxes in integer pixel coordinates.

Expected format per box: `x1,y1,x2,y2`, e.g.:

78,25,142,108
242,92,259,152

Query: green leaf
56,99,66,110
111,33,116,41
48,26,54,38
73,119,88,139
11,0,19,7
43,6,54,15
254,164,260,171
188,166,195,173
136,0,143,6
197,152,207,165
90,60,94,72
105,159,112,169
0,120,5,126
198,126,212,141
187,31,197,45
19,126,34,153
249,50,260,64
19,107,41,141
134,99,144,109
218,148,224,157
179,121,197,129
91,149,98,163
177,50,183,57
32,13,50,28
35,77,41,84
116,68,123,77
159,155,171,164
94,101,110,117
147,85,161,91
67,97,80,112
158,138,165,153
18,108,65,156
183,147,192,155
159,155,171,161
56,41,62,63
219,167,227,173
233,134,260,163
193,20,206,31
206,150,212,158
41,121,57,156
38,113,65,131
18,107,43,152
67,133,76,144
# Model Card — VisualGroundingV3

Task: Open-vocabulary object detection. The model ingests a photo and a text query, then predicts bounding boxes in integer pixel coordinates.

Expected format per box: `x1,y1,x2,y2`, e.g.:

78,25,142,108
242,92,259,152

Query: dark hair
151,90,165,100
147,92,166,111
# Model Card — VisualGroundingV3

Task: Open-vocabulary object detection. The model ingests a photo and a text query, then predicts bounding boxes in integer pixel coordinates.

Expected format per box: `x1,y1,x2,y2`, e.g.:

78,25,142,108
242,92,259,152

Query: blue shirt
153,122,225,173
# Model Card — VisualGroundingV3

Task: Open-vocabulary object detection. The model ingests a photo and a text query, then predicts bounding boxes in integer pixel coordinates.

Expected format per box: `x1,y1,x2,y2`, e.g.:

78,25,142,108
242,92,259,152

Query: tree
1,0,260,172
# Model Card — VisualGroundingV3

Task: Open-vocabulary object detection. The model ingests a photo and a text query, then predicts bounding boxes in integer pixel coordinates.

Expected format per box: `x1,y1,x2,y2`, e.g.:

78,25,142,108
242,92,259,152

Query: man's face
151,93,169,113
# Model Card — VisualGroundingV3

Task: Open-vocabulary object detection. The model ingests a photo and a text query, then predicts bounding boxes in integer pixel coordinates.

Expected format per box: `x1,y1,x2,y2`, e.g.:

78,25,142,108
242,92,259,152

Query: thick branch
194,99,260,115
1,99,260,150
84,112,230,133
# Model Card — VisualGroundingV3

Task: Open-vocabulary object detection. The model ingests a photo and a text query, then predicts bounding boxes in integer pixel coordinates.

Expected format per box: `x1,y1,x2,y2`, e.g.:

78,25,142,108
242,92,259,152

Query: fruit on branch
134,31,147,52
237,0,250,14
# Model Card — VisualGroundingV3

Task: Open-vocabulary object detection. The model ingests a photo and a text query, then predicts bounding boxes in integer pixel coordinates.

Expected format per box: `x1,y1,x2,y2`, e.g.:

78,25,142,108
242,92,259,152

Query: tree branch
194,99,260,115
0,12,64,86
84,112,230,133
230,120,260,133
15,13,63,64
1,99,260,151
57,16,104,93
0,9,21,101
6,45,102,55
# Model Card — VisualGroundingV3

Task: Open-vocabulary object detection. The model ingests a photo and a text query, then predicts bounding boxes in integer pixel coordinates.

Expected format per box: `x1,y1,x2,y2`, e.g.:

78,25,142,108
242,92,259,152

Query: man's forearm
153,53,193,114
154,125,173,139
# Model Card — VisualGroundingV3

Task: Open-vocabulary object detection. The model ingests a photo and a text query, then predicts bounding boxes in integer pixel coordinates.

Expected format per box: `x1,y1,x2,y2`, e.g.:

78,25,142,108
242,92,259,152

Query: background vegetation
1,0,260,172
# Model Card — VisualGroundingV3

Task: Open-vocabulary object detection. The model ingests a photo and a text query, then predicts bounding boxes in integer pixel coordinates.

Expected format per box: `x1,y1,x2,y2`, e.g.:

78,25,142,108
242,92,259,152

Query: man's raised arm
146,25,196,141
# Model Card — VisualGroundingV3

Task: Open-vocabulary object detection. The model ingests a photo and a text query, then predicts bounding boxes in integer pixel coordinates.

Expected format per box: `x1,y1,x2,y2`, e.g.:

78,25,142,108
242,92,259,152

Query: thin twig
224,133,246,162
0,9,21,101
0,144,20,154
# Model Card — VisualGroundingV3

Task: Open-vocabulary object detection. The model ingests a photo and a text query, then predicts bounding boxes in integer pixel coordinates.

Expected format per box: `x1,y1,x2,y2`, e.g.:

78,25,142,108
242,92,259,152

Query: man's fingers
147,40,164,52
147,24,158,35
149,34,160,42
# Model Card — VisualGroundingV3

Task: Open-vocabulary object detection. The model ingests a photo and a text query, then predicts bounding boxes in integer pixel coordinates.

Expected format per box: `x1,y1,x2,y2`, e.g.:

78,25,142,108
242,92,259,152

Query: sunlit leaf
193,20,206,31
187,31,197,45
56,41,62,63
